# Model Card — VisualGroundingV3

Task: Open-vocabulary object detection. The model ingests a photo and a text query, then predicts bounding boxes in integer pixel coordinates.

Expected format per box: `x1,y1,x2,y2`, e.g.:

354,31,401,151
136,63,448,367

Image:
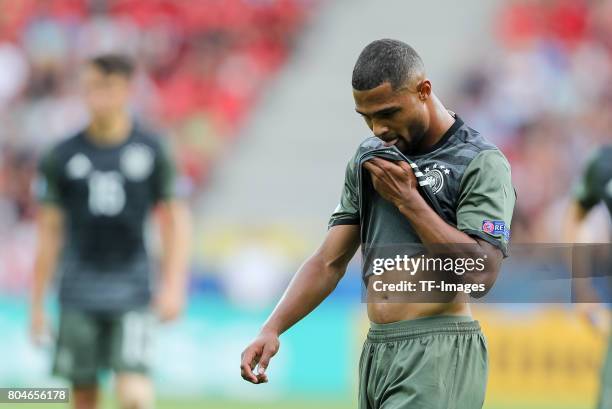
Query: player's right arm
562,147,602,242
240,224,360,384
241,155,361,384
30,148,64,345
562,148,608,334
31,205,63,344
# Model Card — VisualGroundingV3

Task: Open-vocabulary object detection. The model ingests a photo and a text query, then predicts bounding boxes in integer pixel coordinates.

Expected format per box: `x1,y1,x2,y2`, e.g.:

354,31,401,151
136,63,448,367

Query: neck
419,95,455,152
87,111,132,146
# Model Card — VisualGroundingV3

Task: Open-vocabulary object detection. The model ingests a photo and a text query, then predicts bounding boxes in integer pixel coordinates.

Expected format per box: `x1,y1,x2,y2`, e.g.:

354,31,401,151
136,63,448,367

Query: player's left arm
364,150,515,295
152,141,191,322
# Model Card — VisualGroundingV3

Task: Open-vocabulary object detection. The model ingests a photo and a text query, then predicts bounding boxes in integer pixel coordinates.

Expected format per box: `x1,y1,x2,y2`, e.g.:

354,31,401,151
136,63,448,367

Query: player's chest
409,156,466,224
59,145,155,213
413,157,462,202
362,155,466,226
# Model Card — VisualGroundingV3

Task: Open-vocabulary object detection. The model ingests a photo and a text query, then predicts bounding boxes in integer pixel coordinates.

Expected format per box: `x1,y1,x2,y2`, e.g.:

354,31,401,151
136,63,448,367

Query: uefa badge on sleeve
482,220,510,241
482,220,495,234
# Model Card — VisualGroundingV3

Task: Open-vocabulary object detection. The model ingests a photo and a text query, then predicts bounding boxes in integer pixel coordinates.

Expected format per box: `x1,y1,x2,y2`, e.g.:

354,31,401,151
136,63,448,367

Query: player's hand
240,330,280,384
363,158,419,208
154,285,185,322
30,305,51,346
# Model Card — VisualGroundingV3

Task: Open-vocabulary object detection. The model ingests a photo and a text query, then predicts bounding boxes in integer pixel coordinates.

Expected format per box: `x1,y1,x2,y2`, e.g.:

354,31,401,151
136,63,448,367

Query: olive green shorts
359,315,488,409
53,307,155,386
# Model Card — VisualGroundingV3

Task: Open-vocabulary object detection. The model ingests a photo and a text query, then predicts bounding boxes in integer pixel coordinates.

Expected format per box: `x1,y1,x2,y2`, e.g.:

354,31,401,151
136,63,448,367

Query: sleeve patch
482,220,510,241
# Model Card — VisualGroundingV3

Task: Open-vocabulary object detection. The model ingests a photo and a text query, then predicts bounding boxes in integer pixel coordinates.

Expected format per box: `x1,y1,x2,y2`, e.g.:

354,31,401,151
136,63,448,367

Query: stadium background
0,0,611,408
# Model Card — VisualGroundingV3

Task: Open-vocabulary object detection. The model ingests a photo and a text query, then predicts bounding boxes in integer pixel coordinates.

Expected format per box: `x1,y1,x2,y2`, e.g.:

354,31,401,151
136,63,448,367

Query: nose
372,121,389,138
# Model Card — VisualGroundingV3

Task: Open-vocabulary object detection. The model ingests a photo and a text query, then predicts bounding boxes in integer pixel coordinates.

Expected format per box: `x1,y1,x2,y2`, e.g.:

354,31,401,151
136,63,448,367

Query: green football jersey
329,115,516,281
35,124,176,312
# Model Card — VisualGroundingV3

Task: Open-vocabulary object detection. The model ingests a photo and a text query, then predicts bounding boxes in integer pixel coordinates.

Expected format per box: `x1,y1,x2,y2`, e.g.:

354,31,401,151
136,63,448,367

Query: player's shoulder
340,136,386,169
358,136,384,150
127,123,175,165
453,120,497,153
452,118,510,169
353,136,385,158
41,130,87,162
130,124,167,151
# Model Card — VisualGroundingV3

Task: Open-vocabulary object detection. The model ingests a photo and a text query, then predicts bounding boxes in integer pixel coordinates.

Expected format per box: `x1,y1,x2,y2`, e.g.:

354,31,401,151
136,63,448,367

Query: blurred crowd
0,0,314,291
0,0,610,295
453,0,612,242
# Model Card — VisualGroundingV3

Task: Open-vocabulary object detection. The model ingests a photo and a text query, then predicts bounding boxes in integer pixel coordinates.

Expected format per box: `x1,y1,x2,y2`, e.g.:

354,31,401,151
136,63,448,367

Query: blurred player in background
241,39,515,408
30,54,191,409
564,145,612,409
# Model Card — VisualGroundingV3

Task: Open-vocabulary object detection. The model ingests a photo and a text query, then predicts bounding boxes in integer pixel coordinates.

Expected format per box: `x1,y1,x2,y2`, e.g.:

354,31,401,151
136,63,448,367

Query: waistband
367,315,481,343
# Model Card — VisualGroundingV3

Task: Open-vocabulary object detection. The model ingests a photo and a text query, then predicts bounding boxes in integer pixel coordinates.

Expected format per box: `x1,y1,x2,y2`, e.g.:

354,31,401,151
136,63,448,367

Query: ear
418,80,432,101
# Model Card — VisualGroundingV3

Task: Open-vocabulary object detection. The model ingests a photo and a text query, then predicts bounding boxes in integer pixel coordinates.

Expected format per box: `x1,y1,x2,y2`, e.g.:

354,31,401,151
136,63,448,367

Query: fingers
365,158,387,171
30,326,41,346
365,160,400,186
240,346,260,384
364,162,385,181
397,161,412,173
154,293,184,323
365,158,403,175
376,158,410,176
153,299,170,322
241,337,280,385
363,163,380,185
161,303,182,322
30,309,43,341
30,317,51,347
366,159,416,186
256,342,278,382
369,157,397,168
364,162,383,191
362,161,377,173
158,310,179,323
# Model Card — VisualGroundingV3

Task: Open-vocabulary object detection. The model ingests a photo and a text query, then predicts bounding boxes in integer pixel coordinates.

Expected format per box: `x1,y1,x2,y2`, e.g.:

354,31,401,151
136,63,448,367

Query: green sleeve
573,149,602,211
456,149,515,256
35,149,61,205
152,141,177,202
328,155,360,228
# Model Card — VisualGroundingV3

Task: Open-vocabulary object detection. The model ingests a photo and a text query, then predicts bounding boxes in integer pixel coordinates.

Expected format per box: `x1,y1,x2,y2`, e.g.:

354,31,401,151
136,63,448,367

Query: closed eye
376,108,400,119
355,107,401,120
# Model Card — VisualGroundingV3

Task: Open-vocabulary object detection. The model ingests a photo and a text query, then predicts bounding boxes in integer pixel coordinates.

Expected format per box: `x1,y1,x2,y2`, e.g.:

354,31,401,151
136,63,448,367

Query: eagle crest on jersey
66,153,92,179
423,164,450,194
328,114,516,281
120,143,154,182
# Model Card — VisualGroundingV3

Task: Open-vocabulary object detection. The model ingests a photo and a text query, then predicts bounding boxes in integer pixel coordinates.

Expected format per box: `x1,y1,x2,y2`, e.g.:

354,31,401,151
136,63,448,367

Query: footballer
564,144,612,409
30,55,190,409
240,39,515,408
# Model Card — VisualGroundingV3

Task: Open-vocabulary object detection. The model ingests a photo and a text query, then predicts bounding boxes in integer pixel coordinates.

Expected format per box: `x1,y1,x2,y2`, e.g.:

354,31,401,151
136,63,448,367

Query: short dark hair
352,39,424,91
88,54,135,78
